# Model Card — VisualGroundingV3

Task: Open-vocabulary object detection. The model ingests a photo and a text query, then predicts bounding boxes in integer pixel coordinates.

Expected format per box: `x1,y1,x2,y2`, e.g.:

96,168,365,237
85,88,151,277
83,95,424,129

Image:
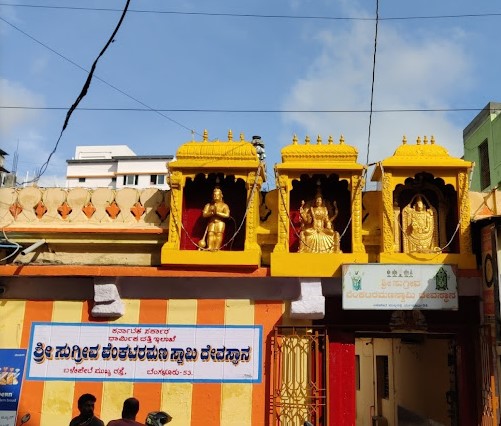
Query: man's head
77,393,97,419
213,188,223,202
122,397,140,420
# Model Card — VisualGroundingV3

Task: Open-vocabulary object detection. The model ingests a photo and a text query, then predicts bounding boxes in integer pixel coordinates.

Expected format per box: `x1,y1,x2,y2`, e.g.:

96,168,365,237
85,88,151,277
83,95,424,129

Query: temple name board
27,323,262,383
342,264,458,310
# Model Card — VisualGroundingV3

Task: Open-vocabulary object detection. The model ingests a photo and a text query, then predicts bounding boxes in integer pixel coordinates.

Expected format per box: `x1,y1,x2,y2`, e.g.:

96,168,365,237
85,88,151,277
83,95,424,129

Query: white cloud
0,78,44,137
281,16,473,164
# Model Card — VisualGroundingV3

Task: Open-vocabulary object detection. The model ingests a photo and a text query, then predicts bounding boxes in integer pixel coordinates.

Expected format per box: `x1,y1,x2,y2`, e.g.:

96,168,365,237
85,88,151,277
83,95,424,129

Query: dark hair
122,397,140,419
77,393,97,408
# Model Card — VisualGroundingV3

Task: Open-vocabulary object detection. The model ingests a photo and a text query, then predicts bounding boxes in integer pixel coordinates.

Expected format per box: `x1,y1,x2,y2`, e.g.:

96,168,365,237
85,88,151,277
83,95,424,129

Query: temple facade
0,131,496,425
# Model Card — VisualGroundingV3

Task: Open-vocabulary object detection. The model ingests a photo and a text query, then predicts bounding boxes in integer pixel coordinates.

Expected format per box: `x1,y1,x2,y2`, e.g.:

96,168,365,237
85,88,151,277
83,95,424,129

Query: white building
66,145,173,189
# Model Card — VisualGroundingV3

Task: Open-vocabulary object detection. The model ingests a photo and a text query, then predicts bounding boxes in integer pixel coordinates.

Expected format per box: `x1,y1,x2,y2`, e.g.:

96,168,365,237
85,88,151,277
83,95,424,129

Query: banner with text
0,349,27,426
342,264,458,310
27,323,262,383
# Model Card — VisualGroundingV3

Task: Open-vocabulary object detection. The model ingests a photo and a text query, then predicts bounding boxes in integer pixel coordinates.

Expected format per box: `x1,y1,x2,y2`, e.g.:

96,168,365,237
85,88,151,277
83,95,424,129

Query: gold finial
305,135,311,145
423,135,428,145
416,136,421,145
431,135,435,144
292,134,298,145
228,130,233,141
328,135,333,145
317,135,322,145
240,132,245,141
339,134,345,145
402,135,407,145
203,129,208,142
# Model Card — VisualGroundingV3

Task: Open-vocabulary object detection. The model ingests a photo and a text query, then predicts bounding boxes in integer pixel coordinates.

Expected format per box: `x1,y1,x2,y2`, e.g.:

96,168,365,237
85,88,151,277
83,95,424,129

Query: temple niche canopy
272,134,368,277
371,135,476,269
161,130,265,268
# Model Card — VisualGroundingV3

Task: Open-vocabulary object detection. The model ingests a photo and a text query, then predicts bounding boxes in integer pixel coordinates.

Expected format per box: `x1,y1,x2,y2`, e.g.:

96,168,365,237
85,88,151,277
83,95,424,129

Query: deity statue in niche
402,194,440,253
199,187,230,251
298,190,341,253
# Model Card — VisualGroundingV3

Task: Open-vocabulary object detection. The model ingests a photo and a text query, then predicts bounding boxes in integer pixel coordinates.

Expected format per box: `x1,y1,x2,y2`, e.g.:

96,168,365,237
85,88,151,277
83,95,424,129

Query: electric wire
21,0,132,184
1,3,501,22
366,0,378,169
0,106,492,114
0,15,199,137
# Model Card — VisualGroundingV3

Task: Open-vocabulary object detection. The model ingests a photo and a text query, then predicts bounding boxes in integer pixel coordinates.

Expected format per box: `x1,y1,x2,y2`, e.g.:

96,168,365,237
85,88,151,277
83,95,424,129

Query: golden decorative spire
431,135,435,144
423,135,428,145
328,135,333,145
240,132,245,141
228,129,233,141
402,135,407,145
292,134,298,145
305,135,311,145
203,129,208,142
339,135,345,145
317,135,322,145
416,136,421,145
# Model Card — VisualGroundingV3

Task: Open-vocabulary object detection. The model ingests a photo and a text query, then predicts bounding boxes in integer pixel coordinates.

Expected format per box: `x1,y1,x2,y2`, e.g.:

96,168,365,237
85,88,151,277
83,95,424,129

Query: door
356,337,454,426
356,338,395,425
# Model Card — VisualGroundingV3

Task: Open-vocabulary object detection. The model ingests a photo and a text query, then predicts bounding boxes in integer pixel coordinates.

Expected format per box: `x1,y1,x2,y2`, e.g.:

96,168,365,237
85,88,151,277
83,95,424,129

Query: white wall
75,145,136,160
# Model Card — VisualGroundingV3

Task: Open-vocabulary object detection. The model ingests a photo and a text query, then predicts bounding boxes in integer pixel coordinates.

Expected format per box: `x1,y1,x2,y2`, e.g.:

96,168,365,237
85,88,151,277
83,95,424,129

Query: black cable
366,0,379,168
1,3,501,21
0,15,199,137
31,0,131,184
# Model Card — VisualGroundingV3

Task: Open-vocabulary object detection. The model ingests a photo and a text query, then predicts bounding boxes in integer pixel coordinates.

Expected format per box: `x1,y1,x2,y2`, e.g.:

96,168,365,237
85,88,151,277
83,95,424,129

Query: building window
150,174,165,185
479,139,491,190
78,177,86,183
123,175,138,186
111,177,117,183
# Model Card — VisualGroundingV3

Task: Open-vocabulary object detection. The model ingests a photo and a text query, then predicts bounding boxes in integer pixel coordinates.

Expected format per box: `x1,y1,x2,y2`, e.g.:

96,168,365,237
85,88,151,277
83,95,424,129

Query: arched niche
394,172,459,253
289,173,351,253
181,173,247,251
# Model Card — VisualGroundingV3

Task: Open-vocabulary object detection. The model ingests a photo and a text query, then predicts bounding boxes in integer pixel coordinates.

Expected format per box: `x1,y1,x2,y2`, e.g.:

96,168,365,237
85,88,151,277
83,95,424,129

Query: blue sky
0,0,500,187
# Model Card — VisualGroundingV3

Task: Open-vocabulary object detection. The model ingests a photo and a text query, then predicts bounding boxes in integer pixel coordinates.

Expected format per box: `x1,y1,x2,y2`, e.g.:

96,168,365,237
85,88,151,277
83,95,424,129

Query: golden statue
199,187,230,250
402,194,439,253
298,191,341,253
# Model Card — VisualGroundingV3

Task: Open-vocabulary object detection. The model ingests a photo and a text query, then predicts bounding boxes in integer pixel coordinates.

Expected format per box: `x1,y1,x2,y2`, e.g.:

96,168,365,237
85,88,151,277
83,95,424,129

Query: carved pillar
458,171,472,253
274,173,290,253
165,171,184,250
351,174,365,253
393,202,401,252
244,171,262,251
382,171,395,253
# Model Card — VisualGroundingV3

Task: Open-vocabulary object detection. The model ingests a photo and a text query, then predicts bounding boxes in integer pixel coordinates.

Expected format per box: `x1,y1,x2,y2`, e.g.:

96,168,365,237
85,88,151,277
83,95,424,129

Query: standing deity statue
402,194,439,253
199,187,230,251
298,191,341,253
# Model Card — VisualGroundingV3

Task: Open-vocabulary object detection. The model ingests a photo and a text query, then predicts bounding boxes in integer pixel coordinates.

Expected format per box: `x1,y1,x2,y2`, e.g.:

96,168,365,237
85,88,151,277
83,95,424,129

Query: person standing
107,397,144,426
69,393,104,426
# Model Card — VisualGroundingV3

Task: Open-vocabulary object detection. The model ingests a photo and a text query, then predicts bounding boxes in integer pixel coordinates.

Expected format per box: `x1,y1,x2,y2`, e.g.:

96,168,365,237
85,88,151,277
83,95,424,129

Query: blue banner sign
0,349,27,426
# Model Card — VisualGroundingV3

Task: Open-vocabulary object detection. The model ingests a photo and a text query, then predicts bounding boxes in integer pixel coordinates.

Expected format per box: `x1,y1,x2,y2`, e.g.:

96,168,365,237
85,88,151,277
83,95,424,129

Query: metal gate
271,326,328,426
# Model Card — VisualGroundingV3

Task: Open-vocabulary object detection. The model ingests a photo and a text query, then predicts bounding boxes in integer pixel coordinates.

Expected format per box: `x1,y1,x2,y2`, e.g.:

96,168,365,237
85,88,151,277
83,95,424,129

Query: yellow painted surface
161,300,197,425
161,249,261,268
101,299,140,423
161,132,265,265
221,300,254,426
271,252,369,277
378,252,477,269
41,301,83,426
0,300,26,348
